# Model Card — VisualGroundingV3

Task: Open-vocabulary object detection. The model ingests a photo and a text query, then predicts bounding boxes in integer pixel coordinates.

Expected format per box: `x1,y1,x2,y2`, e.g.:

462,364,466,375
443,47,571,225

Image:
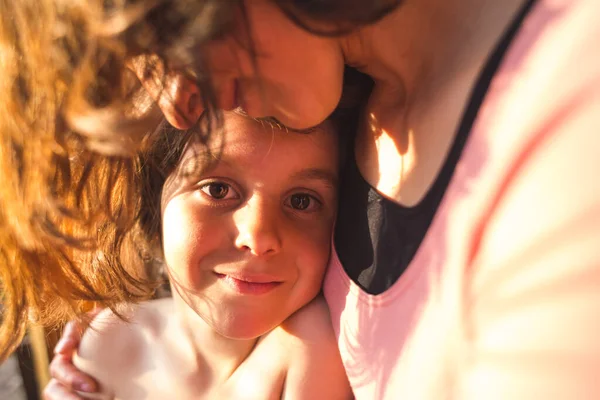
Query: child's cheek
295,219,333,282
162,193,229,288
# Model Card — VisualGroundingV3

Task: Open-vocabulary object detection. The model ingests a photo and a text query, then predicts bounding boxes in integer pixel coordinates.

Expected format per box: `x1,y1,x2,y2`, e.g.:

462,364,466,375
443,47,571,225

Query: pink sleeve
460,81,600,399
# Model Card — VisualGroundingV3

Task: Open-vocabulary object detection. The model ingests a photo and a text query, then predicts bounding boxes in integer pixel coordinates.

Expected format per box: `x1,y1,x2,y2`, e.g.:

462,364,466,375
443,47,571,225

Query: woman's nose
130,55,203,130
233,199,282,256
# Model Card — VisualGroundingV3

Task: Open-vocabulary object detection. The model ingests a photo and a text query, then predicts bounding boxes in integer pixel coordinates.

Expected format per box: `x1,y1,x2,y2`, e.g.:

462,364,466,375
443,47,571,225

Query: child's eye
287,193,321,212
199,182,238,200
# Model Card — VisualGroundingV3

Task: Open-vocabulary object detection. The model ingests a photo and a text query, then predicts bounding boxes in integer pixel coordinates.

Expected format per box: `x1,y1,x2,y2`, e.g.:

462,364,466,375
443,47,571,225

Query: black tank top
334,0,537,295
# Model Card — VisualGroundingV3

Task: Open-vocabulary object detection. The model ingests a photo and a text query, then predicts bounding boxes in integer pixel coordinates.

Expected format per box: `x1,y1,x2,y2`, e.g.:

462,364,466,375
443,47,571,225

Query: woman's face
161,111,339,339
147,0,346,130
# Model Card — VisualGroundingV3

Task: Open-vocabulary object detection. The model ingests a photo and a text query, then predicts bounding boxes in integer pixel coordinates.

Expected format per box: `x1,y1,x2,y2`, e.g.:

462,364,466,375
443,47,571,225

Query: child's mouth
215,272,282,295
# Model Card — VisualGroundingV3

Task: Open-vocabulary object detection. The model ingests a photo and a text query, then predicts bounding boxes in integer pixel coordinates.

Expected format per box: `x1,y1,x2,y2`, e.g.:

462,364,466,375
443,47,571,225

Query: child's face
161,111,339,339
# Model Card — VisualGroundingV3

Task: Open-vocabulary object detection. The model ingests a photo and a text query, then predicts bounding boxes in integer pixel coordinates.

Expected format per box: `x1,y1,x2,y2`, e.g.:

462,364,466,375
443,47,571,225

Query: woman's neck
340,0,528,205
172,294,258,385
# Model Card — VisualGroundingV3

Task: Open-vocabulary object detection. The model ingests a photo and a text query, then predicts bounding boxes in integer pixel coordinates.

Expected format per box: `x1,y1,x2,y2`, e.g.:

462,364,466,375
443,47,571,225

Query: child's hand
44,310,102,400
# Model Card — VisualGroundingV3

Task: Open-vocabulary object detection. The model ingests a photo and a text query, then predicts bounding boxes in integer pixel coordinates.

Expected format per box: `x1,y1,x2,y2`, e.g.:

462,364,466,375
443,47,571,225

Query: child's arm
281,296,353,400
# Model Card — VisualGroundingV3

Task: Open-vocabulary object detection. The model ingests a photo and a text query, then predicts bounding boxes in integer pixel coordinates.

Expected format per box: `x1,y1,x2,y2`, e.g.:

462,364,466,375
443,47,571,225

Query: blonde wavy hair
0,0,394,359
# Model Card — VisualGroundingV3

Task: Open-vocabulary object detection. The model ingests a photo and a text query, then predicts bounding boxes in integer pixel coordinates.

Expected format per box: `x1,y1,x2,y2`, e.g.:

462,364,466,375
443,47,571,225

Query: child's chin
216,320,281,341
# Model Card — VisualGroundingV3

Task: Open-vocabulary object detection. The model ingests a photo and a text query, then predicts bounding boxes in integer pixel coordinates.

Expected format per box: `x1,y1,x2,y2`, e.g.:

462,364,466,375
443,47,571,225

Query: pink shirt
324,0,600,398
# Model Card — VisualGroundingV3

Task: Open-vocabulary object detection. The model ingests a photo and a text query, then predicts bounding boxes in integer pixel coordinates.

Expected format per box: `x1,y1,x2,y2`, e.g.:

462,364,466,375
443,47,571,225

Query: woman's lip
215,272,282,295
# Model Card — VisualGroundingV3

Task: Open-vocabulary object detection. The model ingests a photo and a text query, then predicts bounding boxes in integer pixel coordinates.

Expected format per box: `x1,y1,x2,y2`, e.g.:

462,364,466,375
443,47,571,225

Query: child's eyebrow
289,168,338,189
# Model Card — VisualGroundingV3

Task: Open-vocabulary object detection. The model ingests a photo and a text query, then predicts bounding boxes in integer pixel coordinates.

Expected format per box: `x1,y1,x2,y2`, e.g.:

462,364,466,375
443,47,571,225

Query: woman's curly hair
0,0,395,359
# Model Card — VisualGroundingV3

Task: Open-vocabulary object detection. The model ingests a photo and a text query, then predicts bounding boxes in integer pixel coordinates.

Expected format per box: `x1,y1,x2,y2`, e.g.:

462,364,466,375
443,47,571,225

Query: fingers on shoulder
49,354,97,393
44,379,87,400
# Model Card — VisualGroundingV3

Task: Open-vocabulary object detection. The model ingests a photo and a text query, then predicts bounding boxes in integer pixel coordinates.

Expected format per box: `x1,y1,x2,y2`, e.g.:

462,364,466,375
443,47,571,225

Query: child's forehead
177,113,338,177
224,111,332,136
191,112,337,157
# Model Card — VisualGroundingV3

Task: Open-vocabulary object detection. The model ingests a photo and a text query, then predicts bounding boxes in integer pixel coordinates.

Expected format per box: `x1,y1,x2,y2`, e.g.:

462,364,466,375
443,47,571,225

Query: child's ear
131,56,203,130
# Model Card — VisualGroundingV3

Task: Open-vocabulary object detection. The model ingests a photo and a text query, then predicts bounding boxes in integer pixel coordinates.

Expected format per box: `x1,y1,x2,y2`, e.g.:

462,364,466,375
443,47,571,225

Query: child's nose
233,199,282,256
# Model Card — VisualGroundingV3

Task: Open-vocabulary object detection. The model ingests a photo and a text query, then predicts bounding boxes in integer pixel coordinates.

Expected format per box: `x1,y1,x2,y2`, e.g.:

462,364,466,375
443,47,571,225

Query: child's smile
161,110,339,340
214,272,283,295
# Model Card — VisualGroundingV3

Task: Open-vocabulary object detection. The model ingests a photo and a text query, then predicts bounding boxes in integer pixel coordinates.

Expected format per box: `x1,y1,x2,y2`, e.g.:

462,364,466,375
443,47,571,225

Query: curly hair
0,0,393,359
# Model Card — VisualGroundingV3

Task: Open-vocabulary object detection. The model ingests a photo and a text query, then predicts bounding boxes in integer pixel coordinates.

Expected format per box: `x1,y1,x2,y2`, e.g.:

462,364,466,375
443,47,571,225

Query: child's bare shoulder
74,298,174,397
275,296,352,399
278,295,334,345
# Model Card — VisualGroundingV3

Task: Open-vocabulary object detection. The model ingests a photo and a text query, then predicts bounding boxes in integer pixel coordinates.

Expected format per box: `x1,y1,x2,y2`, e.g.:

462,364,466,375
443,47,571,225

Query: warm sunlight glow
368,113,417,196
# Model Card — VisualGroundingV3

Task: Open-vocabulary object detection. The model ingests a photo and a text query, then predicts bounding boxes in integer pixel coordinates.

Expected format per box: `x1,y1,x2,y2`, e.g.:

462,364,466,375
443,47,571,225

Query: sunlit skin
144,0,345,132
366,112,417,198
140,0,527,207
47,0,539,397
71,112,350,399
161,110,339,340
